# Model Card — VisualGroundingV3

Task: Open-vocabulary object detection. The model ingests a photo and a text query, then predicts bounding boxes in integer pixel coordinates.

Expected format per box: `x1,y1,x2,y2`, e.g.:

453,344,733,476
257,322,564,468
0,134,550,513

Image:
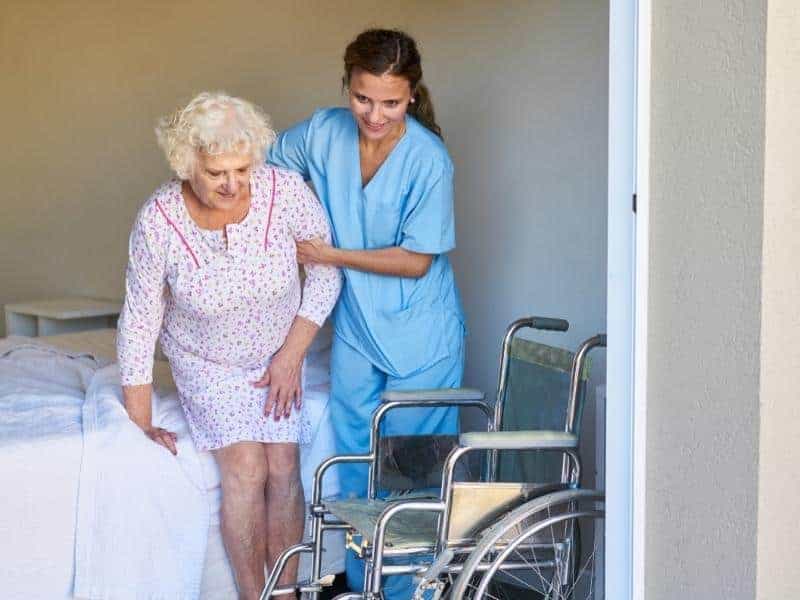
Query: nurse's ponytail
343,29,443,139
409,83,441,139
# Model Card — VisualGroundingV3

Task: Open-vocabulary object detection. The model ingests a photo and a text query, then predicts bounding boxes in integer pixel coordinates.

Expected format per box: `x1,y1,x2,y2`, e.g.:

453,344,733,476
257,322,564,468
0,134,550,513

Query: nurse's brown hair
343,29,442,138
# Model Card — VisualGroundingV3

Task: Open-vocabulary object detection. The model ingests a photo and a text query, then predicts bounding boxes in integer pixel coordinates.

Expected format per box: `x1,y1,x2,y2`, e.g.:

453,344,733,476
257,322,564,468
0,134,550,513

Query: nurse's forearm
326,246,433,278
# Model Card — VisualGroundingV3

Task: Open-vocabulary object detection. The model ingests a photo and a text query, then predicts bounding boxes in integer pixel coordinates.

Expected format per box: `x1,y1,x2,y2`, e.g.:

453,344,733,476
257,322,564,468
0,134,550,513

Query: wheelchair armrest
312,453,374,505
381,387,485,403
374,388,493,434
459,430,578,450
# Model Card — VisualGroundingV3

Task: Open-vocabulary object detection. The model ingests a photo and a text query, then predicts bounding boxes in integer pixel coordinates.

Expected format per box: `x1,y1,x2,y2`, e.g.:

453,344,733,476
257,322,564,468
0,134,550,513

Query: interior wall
756,1,800,597
647,1,766,597
0,0,385,331
412,2,609,492
1,0,609,403
427,1,609,395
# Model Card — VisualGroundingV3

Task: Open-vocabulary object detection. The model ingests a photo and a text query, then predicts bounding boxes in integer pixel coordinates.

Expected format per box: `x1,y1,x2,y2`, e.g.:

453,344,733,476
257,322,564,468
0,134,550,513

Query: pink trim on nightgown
155,198,200,268
264,168,276,250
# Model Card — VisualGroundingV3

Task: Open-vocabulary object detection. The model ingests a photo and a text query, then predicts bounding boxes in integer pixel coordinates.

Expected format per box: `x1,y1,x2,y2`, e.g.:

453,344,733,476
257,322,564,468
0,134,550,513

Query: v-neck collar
352,113,409,193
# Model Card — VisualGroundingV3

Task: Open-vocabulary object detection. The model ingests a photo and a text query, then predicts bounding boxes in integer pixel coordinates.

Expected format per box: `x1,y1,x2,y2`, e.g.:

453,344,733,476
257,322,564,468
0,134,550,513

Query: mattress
32,327,344,598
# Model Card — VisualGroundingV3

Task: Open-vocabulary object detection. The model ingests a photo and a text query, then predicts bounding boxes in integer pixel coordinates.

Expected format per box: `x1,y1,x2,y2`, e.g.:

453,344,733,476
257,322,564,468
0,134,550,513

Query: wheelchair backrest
498,336,590,484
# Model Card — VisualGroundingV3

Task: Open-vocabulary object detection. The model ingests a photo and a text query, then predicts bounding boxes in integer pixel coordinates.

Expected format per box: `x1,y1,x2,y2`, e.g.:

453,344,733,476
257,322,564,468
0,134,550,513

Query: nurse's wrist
323,245,342,266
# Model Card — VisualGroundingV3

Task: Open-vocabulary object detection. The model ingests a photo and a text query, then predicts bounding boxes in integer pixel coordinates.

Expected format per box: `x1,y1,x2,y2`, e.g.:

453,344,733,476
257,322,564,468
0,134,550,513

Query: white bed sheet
0,340,209,600
1,328,344,599
0,341,95,599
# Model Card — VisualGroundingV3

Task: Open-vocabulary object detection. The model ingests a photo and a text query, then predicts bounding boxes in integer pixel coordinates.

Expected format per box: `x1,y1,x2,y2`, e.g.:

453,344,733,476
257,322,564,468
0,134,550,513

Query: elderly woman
117,91,340,599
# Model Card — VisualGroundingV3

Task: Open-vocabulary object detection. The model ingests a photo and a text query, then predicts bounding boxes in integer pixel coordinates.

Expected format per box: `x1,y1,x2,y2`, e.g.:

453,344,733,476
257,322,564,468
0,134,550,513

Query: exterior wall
756,2,800,598
646,1,767,597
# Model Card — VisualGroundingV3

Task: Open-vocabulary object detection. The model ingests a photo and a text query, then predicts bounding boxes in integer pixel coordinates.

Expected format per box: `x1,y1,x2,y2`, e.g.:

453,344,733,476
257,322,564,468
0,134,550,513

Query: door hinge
632,192,637,214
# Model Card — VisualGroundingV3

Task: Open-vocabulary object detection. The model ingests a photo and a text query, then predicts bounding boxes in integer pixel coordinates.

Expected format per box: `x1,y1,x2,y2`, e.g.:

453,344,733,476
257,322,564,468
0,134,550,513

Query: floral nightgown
117,165,341,451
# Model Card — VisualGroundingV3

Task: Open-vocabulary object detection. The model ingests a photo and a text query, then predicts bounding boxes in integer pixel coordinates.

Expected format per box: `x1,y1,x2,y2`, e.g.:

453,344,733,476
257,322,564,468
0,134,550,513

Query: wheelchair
261,317,606,600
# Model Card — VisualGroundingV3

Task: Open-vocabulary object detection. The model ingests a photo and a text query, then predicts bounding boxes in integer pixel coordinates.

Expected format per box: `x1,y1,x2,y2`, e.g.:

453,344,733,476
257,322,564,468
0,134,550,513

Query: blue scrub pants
330,333,465,599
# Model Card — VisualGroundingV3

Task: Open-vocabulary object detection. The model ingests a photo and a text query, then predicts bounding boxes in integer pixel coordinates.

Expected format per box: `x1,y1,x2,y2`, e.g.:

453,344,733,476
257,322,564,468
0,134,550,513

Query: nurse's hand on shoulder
296,237,332,266
253,350,303,421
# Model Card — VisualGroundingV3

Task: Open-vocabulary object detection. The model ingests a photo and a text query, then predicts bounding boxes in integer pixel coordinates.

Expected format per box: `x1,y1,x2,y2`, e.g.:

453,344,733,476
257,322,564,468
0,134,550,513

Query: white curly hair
155,91,276,179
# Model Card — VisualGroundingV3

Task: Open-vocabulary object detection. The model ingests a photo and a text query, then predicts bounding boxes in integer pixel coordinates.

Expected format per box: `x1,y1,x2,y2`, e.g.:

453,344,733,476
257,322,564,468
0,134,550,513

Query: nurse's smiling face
348,67,413,142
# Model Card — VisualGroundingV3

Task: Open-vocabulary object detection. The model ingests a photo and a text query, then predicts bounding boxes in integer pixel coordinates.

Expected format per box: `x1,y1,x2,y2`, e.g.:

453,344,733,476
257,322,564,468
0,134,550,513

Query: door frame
606,0,650,597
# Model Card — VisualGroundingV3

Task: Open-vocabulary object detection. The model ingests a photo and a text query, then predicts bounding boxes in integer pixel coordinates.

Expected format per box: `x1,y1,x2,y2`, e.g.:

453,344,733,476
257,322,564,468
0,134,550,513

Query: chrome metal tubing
259,543,312,600
437,445,473,550
489,317,570,480
565,334,606,434
367,501,446,595
366,398,494,498
438,445,582,550
312,453,374,505
307,454,373,600
561,334,606,483
474,509,605,599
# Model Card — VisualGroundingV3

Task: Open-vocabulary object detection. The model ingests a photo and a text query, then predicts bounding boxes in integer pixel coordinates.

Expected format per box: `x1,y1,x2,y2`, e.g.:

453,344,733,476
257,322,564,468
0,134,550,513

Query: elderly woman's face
189,151,252,210
348,67,413,142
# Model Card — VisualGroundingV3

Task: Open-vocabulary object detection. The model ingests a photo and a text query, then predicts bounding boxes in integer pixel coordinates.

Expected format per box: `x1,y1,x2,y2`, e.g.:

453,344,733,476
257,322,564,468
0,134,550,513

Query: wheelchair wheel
447,489,604,600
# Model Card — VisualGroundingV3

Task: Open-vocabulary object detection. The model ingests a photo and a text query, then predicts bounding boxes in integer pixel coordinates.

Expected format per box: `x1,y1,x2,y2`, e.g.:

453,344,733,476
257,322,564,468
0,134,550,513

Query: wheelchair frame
260,317,606,600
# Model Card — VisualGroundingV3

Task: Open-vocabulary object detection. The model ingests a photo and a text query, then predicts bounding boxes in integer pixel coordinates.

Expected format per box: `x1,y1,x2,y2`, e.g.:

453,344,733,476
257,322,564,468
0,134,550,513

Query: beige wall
0,0,611,584
0,0,387,332
647,0,766,597
0,0,608,399
756,1,800,598
647,0,800,597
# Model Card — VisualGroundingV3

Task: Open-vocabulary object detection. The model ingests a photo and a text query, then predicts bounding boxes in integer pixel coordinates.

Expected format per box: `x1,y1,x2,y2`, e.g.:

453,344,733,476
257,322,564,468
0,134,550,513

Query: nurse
268,28,464,597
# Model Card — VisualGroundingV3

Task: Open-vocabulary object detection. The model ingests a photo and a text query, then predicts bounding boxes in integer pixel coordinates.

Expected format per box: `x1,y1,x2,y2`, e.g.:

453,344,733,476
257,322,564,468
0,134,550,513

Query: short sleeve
268,117,312,179
400,160,456,255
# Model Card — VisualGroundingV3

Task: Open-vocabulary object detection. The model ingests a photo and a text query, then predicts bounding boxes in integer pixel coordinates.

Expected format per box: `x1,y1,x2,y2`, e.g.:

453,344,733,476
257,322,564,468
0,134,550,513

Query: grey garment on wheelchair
376,434,465,491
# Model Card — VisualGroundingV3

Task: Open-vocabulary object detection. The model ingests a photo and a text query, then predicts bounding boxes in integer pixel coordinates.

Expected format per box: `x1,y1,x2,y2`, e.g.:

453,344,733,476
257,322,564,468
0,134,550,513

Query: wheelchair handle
494,317,569,434
521,316,570,332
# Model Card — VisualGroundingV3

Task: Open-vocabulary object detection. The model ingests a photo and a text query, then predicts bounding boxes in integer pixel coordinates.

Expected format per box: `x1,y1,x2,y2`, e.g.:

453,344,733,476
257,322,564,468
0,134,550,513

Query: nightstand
4,297,122,337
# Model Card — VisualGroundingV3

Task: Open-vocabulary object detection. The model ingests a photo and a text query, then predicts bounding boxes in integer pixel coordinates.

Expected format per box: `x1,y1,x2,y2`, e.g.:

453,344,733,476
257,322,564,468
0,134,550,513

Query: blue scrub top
269,107,464,378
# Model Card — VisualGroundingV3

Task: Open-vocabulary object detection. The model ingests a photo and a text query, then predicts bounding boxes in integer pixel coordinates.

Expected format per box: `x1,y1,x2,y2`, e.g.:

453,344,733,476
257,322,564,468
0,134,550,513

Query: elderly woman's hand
253,349,303,421
144,426,178,455
296,237,333,266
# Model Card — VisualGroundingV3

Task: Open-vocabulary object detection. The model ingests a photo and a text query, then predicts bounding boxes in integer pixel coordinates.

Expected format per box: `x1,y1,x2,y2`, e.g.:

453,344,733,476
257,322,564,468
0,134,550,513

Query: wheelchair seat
326,478,565,555
326,493,440,554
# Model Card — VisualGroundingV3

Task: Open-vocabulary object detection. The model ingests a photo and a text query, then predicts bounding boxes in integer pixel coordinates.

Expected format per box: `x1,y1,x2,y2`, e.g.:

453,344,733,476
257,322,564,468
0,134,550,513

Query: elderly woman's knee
217,446,269,492
264,444,301,483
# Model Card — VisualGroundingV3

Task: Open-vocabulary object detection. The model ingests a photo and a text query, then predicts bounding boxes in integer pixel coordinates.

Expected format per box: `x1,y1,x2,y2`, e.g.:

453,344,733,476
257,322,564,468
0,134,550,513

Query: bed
0,327,344,599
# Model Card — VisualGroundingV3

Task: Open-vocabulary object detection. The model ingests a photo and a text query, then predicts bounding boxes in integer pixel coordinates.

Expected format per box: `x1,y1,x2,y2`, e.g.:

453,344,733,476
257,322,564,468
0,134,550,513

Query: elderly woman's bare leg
214,442,270,600
263,442,304,597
